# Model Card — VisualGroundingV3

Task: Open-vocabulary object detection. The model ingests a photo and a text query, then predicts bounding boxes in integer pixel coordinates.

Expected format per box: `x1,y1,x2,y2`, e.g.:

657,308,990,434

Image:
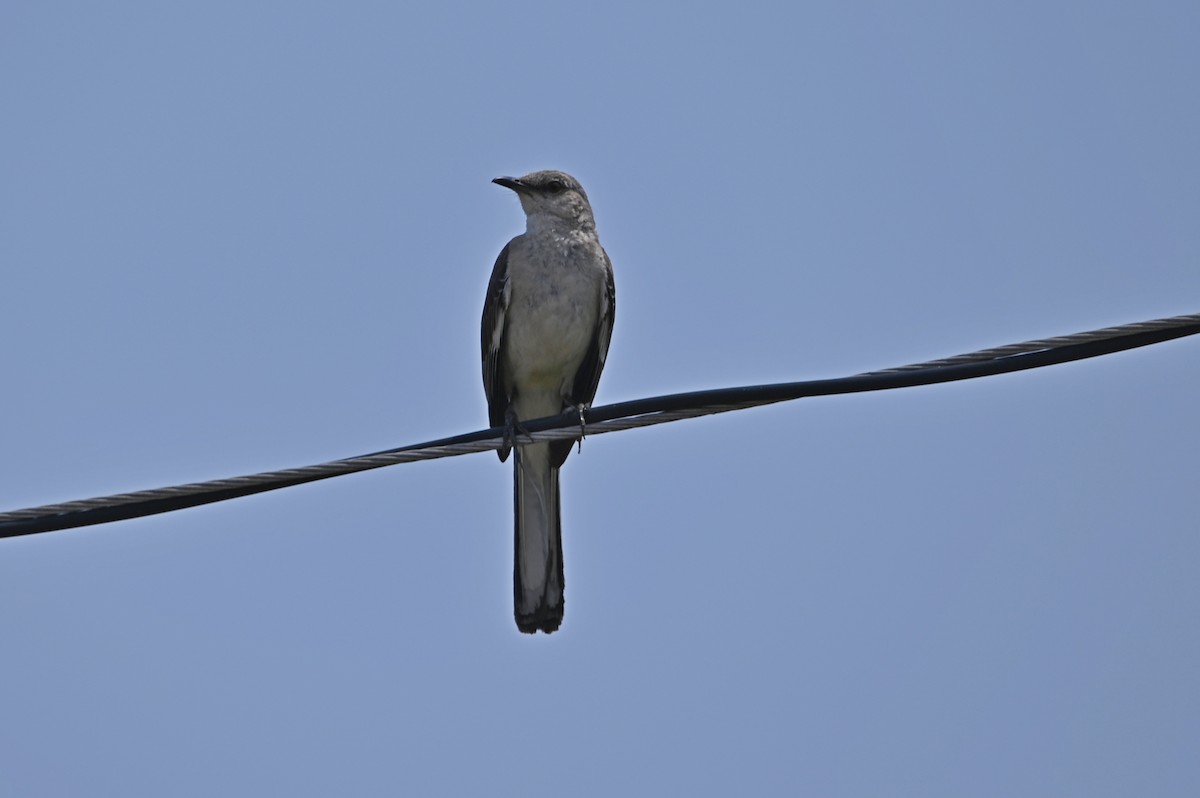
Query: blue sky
3,2,1199,795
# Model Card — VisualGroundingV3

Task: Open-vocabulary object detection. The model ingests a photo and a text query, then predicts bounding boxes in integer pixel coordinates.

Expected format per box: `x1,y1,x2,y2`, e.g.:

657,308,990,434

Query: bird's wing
569,248,616,407
481,242,512,430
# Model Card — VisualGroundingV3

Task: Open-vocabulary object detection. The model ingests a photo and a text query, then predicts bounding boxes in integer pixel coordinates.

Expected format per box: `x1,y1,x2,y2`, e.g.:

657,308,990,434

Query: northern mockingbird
482,170,615,634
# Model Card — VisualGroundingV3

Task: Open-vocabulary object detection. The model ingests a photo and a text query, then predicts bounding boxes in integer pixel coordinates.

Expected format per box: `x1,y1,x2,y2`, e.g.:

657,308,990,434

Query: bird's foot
572,403,590,454
504,407,534,453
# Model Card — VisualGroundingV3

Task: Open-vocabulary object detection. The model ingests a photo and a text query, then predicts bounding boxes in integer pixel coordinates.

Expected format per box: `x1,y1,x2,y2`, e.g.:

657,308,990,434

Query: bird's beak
492,176,525,193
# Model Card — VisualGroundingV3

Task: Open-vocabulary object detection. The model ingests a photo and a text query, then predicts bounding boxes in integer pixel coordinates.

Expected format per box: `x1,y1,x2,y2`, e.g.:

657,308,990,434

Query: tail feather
513,443,563,634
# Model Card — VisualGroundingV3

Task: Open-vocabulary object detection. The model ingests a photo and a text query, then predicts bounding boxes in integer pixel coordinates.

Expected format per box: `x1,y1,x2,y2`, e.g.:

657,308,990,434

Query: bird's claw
504,407,534,452
573,403,590,454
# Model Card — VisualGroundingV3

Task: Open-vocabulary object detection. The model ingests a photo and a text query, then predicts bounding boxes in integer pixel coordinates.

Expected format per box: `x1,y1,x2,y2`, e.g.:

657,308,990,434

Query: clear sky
3,2,1199,795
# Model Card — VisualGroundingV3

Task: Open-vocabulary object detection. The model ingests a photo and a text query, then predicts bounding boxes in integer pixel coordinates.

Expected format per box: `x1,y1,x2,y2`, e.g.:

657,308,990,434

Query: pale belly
503,266,601,418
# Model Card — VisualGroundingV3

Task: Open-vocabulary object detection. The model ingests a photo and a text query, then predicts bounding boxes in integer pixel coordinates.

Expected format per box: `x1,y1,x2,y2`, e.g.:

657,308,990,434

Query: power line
2,311,1198,540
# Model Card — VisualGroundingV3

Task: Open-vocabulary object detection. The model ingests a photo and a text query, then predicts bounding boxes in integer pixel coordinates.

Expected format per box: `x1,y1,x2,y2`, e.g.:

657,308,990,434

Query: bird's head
493,170,595,231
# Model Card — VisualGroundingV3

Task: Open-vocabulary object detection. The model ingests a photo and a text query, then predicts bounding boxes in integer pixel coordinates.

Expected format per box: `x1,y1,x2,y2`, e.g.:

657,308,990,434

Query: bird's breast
502,241,604,394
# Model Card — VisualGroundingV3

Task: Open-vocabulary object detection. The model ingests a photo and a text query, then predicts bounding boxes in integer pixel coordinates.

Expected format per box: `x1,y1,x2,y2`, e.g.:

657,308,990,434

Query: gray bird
482,170,615,634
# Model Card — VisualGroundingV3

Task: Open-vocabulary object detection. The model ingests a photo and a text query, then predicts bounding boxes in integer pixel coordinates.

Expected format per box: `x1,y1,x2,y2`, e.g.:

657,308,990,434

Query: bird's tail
512,442,563,634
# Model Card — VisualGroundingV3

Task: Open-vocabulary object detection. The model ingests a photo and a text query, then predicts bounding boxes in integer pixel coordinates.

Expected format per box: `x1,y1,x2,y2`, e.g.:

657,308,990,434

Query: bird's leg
571,402,590,454
504,405,534,452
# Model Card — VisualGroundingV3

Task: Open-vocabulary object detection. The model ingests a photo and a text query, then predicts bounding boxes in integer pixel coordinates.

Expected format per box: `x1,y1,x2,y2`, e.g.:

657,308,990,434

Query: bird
481,170,615,634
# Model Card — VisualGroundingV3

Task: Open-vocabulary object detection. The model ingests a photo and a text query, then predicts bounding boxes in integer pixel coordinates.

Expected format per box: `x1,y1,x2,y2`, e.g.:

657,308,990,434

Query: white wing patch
489,275,510,355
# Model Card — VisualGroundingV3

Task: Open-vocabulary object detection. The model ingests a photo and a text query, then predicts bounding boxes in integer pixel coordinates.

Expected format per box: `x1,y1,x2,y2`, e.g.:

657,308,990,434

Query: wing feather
482,243,512,433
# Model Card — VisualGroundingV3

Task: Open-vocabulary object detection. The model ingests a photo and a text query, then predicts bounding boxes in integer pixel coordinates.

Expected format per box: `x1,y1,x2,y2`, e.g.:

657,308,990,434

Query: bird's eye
544,179,566,193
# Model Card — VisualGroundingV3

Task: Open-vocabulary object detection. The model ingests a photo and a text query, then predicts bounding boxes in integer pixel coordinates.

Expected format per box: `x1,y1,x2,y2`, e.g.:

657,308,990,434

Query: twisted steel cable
2,311,1197,539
